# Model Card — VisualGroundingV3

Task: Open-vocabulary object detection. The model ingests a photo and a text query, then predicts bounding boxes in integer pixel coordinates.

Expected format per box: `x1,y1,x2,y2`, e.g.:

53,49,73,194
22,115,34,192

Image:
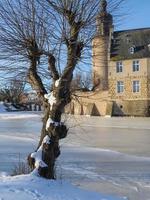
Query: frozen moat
0,112,150,199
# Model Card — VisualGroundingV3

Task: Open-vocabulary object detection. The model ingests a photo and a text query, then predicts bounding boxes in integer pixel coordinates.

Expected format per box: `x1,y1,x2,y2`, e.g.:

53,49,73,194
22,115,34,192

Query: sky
115,0,150,31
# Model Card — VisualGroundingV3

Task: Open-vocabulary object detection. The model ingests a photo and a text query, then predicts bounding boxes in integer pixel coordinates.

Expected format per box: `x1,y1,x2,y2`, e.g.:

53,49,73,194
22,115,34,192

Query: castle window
129,46,135,54
133,60,140,71
133,80,140,93
117,81,124,93
116,61,123,73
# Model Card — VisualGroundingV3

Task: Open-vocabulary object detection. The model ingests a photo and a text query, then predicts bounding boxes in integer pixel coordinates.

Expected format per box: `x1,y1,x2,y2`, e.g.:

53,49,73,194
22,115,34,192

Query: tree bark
27,57,68,179
27,14,83,179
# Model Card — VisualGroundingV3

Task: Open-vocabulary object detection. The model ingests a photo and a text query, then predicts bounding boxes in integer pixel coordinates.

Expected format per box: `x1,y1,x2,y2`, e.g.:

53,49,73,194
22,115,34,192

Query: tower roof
96,0,113,36
100,0,107,13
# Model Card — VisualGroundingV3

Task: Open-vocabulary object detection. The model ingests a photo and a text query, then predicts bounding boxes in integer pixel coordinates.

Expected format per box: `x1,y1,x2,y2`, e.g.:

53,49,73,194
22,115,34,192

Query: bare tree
0,0,125,179
71,72,92,91
0,78,25,103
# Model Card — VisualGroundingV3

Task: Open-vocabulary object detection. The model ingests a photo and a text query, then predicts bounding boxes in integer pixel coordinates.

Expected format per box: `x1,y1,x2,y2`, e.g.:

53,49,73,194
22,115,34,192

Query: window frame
129,46,135,54
117,81,124,93
116,61,123,73
133,60,140,72
132,80,140,93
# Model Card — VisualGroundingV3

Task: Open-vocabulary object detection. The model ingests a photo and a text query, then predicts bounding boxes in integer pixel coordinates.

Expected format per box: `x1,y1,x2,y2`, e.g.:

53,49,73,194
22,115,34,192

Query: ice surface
1,113,150,199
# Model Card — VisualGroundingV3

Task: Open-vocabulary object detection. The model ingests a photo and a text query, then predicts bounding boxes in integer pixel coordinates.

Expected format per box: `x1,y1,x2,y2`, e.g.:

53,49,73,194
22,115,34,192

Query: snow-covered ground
0,112,150,199
0,174,123,200
0,102,6,112
0,101,21,112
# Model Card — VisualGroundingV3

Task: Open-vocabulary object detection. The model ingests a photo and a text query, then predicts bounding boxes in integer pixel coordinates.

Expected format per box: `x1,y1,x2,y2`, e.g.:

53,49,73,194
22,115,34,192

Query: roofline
114,27,150,33
110,57,150,61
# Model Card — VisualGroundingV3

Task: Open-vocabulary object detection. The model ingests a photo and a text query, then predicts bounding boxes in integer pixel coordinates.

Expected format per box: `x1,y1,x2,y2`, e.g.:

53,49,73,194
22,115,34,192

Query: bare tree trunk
27,19,82,178
27,56,69,179
38,90,69,178
38,106,63,179
37,103,50,148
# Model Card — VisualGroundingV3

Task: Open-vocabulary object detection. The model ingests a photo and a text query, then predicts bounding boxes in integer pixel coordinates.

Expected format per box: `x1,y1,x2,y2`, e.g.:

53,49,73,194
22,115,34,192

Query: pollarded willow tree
0,0,125,179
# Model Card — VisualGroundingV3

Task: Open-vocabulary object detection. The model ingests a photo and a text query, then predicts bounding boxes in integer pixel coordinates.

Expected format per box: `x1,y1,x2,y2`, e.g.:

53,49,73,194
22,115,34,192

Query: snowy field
0,174,123,200
0,106,150,199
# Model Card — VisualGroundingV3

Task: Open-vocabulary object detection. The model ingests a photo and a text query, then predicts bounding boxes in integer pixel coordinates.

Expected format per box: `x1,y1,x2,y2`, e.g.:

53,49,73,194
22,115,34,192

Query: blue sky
116,0,150,31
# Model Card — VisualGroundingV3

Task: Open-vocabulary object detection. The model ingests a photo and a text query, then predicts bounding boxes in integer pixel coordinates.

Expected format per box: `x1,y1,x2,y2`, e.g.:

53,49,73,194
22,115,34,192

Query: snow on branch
46,116,63,131
44,86,63,131
55,78,60,87
30,135,51,173
44,92,56,111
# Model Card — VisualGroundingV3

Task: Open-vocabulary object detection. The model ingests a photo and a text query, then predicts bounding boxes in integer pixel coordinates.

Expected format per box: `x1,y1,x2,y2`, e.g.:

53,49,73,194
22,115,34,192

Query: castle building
66,0,150,117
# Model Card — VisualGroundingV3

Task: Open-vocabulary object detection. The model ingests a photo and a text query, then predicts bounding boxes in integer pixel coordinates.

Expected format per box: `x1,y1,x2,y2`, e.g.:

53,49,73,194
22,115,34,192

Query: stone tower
92,0,113,90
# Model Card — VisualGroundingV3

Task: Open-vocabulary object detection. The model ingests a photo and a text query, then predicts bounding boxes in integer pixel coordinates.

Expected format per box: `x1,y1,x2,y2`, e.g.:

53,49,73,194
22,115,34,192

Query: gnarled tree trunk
27,55,71,179
27,2,83,179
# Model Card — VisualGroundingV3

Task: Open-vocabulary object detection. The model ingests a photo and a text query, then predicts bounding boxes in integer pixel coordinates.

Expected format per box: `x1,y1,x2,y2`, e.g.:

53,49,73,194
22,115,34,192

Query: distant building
20,92,42,111
66,0,150,116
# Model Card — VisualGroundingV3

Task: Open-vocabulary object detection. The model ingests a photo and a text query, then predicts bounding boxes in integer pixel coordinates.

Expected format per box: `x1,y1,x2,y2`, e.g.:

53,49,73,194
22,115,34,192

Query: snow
44,91,57,130
0,102,6,112
42,135,51,144
31,149,47,169
0,112,40,120
31,135,51,170
44,88,63,131
0,102,20,112
55,79,60,87
0,174,124,200
6,104,18,111
46,117,62,131
1,114,150,199
46,117,55,131
0,102,41,120
44,92,56,111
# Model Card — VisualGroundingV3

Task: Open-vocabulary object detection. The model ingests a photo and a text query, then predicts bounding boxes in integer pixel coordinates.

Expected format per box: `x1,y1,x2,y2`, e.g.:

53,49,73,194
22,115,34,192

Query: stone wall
92,36,109,90
112,100,150,116
109,76,148,100
64,91,150,117
65,91,111,116
108,58,149,100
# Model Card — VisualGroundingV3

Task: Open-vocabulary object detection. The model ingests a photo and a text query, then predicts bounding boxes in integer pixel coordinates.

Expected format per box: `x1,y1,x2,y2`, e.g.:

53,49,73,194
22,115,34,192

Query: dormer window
129,46,135,54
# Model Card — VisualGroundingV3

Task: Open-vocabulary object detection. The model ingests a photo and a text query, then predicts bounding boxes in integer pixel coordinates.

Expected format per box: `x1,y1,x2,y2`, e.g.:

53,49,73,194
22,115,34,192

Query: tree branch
48,54,59,81
27,57,47,101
